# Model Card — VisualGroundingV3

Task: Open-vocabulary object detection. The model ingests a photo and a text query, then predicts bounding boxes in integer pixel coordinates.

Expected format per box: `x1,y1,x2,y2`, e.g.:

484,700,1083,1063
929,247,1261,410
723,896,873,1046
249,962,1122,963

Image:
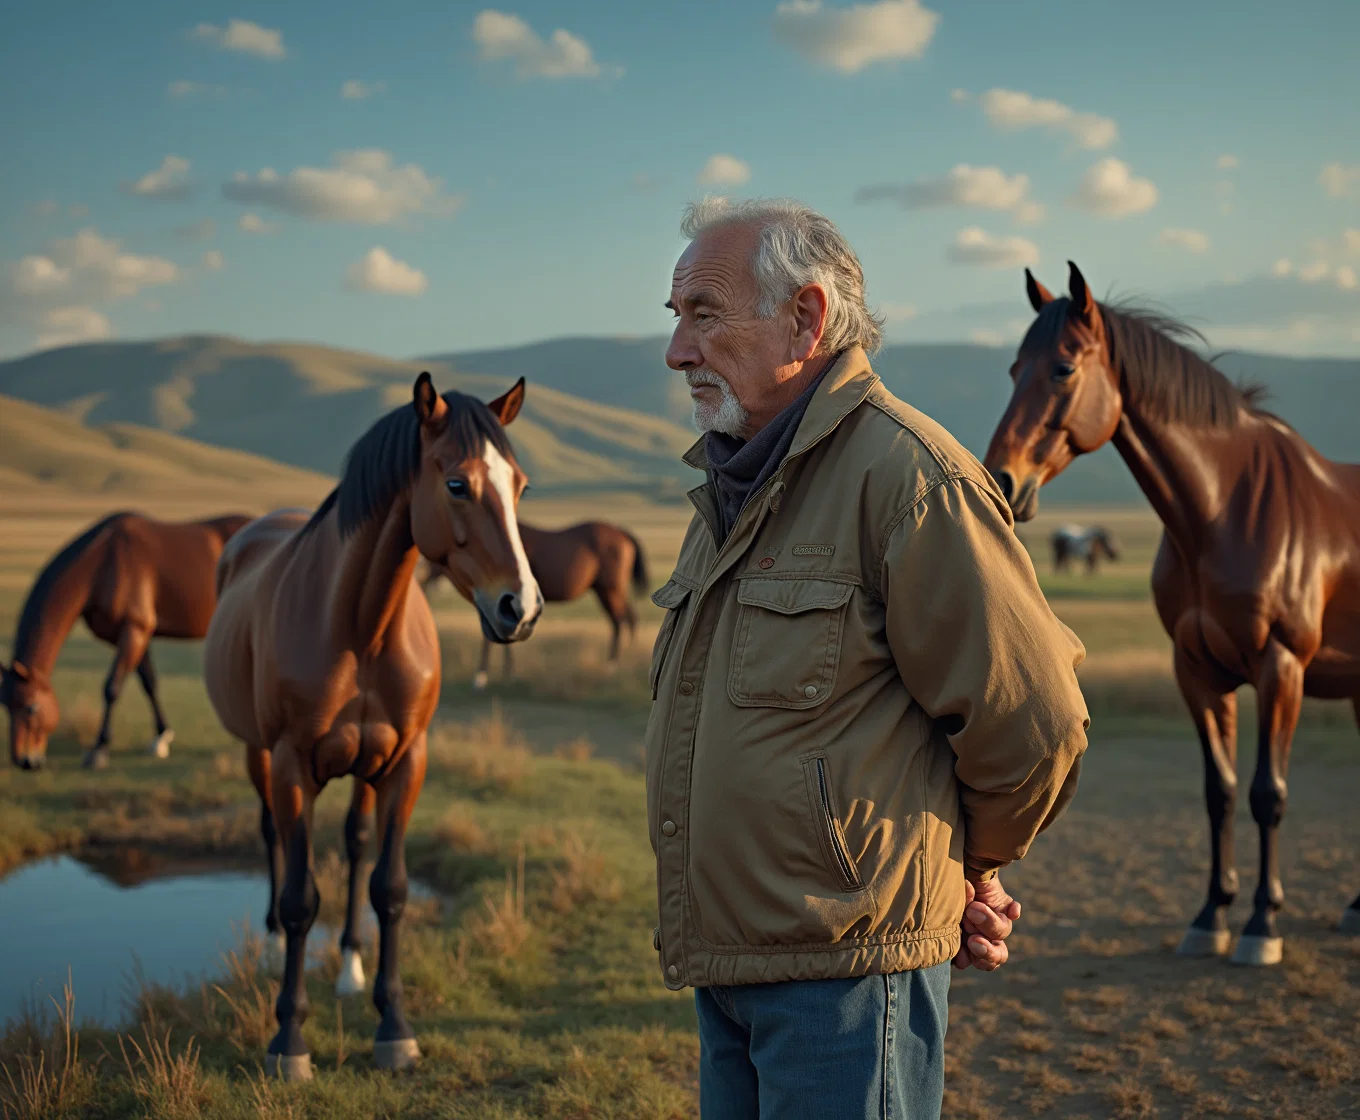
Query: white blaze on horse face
482,441,542,620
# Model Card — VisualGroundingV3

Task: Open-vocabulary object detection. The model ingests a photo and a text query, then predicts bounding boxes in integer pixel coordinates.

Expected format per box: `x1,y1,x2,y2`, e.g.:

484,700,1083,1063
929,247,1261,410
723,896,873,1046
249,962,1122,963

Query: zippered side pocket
801,754,864,893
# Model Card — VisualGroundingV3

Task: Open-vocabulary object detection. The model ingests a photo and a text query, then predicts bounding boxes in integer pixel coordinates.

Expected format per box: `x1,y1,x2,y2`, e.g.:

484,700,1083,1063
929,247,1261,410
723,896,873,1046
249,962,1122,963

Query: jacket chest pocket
728,576,855,708
650,579,692,699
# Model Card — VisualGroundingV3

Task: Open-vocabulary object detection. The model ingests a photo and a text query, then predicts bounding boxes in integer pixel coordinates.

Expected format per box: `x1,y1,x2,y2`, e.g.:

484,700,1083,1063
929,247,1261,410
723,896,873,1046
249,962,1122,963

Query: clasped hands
951,875,1020,973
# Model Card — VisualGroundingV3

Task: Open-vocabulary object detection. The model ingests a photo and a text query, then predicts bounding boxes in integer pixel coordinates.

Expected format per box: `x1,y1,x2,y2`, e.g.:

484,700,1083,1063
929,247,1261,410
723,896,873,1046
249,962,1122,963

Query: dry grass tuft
434,803,491,853
118,1027,208,1120
212,926,278,1052
0,978,90,1120
467,845,531,958
1013,1030,1053,1054
428,704,532,792
552,736,595,762
549,830,624,913
1142,1013,1187,1040
1106,1074,1155,1118
1068,1043,1118,1074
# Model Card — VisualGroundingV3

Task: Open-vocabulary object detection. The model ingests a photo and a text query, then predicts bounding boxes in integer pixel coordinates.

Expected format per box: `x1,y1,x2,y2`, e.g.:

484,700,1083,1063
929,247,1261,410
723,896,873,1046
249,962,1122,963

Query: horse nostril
991,469,1016,504
496,592,524,629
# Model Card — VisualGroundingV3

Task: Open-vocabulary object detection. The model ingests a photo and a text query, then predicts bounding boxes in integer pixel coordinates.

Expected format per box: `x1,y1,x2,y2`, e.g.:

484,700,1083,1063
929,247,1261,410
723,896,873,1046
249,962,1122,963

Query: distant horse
420,520,648,688
1051,524,1120,575
984,262,1360,967
1,512,252,770
203,373,540,1080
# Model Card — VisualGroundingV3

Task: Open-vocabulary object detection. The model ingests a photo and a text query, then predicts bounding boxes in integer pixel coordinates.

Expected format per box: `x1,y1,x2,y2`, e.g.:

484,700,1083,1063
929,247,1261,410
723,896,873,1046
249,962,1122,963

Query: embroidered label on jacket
791,544,836,557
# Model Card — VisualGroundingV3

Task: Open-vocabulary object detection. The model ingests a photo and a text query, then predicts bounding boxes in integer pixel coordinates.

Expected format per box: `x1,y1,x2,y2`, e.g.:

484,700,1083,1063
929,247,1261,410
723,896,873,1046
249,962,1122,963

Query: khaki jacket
645,347,1089,990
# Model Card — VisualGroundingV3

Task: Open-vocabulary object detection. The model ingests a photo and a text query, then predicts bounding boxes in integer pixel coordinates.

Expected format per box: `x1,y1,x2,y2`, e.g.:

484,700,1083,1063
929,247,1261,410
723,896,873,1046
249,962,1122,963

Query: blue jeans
694,965,950,1120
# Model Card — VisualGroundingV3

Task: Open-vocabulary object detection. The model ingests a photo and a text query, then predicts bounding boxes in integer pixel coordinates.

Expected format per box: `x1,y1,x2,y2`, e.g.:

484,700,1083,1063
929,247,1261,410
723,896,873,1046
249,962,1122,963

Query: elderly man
646,198,1089,1119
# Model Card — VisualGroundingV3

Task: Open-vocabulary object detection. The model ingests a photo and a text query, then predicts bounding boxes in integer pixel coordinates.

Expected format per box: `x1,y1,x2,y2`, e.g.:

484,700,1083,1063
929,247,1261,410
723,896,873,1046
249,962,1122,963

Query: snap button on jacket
645,348,1090,990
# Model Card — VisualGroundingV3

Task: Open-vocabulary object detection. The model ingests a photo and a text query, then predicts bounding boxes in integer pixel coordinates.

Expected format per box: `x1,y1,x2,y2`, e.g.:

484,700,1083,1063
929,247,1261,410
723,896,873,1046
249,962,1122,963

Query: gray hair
680,196,883,355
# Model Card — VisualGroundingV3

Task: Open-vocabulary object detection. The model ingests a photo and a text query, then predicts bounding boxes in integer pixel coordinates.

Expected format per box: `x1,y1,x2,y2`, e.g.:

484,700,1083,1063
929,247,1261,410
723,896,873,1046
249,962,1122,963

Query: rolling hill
425,337,1360,506
0,336,701,500
0,393,332,502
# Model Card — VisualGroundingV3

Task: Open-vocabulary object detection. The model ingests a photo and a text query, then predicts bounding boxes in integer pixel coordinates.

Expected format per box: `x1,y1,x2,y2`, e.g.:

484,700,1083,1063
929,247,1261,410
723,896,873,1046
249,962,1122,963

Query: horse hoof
149,730,173,759
1176,926,1231,958
373,1037,421,1072
1338,908,1360,935
82,749,109,771
1231,935,1284,967
335,949,366,997
264,932,286,973
264,1052,313,1082
472,671,489,691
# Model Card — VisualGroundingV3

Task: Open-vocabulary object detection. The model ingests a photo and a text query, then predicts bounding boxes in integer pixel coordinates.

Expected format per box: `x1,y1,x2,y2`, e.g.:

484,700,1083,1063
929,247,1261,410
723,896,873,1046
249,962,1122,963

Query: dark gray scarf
704,365,831,542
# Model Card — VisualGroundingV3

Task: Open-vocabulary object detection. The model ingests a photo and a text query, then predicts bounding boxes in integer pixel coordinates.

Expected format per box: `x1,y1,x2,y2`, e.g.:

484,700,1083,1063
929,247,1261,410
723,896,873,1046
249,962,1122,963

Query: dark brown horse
204,373,540,1080
984,262,1360,967
420,519,648,687
1,512,251,770
1051,524,1120,575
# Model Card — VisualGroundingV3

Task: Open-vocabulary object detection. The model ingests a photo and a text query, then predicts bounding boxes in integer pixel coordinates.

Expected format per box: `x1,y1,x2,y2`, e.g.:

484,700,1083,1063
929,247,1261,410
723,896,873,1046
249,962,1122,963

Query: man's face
665,223,793,437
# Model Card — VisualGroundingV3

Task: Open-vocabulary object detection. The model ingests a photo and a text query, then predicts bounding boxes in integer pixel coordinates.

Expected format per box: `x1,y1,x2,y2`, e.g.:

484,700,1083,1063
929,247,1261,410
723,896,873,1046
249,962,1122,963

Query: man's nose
666,325,699,372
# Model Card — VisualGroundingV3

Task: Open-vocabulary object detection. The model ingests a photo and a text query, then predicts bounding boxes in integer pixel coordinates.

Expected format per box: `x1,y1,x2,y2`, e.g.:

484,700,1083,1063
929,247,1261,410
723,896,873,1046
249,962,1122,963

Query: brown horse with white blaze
420,519,648,687
983,262,1360,967
203,373,540,1079
1,512,252,770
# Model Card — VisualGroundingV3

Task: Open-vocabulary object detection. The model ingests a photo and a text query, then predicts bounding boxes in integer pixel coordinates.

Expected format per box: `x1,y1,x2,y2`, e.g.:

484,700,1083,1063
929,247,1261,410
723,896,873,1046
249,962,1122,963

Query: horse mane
305,392,515,538
1021,297,1270,430
10,512,126,666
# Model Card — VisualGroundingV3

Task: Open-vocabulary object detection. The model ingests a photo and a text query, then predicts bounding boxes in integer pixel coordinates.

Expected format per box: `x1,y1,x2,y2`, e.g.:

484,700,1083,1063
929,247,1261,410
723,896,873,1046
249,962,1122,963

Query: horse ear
486,377,526,427
412,372,448,430
1025,268,1055,312
1067,261,1096,325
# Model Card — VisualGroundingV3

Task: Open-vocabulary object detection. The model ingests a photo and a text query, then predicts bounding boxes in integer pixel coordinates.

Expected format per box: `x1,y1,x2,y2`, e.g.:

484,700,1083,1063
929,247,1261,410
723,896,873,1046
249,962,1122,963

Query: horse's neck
12,545,99,676
331,498,421,657
1110,398,1236,557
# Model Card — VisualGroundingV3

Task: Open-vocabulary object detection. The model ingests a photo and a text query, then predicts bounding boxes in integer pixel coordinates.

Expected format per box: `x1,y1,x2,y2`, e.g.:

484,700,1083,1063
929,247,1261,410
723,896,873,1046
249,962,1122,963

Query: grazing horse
420,520,649,687
1051,524,1120,575
1,512,251,770
983,262,1360,967
203,373,540,1080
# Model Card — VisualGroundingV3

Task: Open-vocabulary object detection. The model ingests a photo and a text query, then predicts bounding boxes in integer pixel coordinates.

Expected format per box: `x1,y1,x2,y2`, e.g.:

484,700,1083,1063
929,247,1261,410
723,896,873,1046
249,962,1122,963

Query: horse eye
445,478,470,499
1053,361,1076,380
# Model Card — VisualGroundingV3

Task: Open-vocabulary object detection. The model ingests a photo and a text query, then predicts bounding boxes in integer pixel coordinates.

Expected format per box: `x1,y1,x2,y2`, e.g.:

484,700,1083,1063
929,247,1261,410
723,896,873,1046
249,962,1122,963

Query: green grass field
2,493,1358,1119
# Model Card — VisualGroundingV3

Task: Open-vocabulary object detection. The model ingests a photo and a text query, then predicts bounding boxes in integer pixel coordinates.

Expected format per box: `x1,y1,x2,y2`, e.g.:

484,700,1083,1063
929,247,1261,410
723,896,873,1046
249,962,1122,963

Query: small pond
0,851,431,1028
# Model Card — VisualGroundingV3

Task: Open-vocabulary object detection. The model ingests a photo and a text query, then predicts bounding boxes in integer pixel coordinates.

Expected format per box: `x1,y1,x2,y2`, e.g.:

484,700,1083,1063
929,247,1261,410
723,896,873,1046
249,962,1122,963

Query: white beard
686,369,749,436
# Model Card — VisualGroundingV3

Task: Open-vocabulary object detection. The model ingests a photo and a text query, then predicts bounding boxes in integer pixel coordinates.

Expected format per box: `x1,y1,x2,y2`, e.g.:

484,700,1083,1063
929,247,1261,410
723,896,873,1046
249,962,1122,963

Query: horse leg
1232,639,1303,967
370,734,428,1071
84,626,150,769
1339,697,1360,934
266,745,320,1081
336,778,376,997
1173,655,1239,957
247,743,285,968
135,648,174,758
473,639,490,691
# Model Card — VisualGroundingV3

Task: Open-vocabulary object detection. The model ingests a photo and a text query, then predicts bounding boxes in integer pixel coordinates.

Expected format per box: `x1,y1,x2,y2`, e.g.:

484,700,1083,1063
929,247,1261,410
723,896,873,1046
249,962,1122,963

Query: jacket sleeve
880,474,1090,882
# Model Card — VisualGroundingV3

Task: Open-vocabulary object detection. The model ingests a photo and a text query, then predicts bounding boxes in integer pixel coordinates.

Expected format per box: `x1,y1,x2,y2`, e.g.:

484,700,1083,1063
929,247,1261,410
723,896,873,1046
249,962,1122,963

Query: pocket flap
735,577,855,615
651,578,692,610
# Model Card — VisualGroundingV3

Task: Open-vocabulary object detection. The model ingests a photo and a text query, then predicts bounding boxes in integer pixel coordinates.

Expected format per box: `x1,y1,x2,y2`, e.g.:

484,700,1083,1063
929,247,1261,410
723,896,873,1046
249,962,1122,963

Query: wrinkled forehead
672,222,762,302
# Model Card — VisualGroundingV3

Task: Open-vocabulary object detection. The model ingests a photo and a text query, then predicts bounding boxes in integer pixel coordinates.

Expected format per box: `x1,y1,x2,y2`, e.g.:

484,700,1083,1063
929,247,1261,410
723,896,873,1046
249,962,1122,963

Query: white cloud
771,0,939,73
176,217,217,240
977,88,1117,150
856,165,1041,224
948,227,1040,269
1320,163,1360,198
237,212,279,234
949,88,970,103
342,79,387,100
472,10,612,79
191,19,286,60
697,154,751,187
970,327,1007,347
201,250,225,271
36,306,113,349
123,155,193,201
1298,260,1331,283
223,151,458,224
345,247,428,296
1068,158,1158,218
1272,258,1356,291
879,302,917,323
167,80,227,98
1338,266,1358,291
1158,228,1210,254
1272,259,1292,277
1345,229,1360,256
1216,154,1240,171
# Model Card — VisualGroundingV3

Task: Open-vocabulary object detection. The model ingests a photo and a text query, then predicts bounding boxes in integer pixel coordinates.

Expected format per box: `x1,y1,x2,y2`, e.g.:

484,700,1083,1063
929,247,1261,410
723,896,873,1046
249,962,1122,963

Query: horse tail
625,531,649,596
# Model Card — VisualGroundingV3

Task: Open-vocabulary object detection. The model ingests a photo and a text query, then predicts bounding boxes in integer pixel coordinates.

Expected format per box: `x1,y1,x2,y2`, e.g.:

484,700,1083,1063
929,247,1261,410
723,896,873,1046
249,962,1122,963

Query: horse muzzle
990,469,1042,523
475,590,542,644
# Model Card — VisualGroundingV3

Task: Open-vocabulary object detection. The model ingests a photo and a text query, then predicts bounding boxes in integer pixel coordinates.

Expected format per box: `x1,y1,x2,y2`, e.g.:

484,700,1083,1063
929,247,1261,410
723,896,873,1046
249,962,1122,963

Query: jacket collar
680,347,879,472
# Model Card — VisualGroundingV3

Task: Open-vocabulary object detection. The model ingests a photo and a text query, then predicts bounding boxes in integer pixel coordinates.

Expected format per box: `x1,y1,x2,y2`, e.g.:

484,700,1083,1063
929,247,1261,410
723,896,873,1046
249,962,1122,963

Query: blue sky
2,0,1357,360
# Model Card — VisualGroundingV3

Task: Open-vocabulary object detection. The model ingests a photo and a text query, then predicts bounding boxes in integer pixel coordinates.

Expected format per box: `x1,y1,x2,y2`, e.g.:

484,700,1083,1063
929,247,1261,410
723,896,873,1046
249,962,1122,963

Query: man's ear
790,284,829,362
